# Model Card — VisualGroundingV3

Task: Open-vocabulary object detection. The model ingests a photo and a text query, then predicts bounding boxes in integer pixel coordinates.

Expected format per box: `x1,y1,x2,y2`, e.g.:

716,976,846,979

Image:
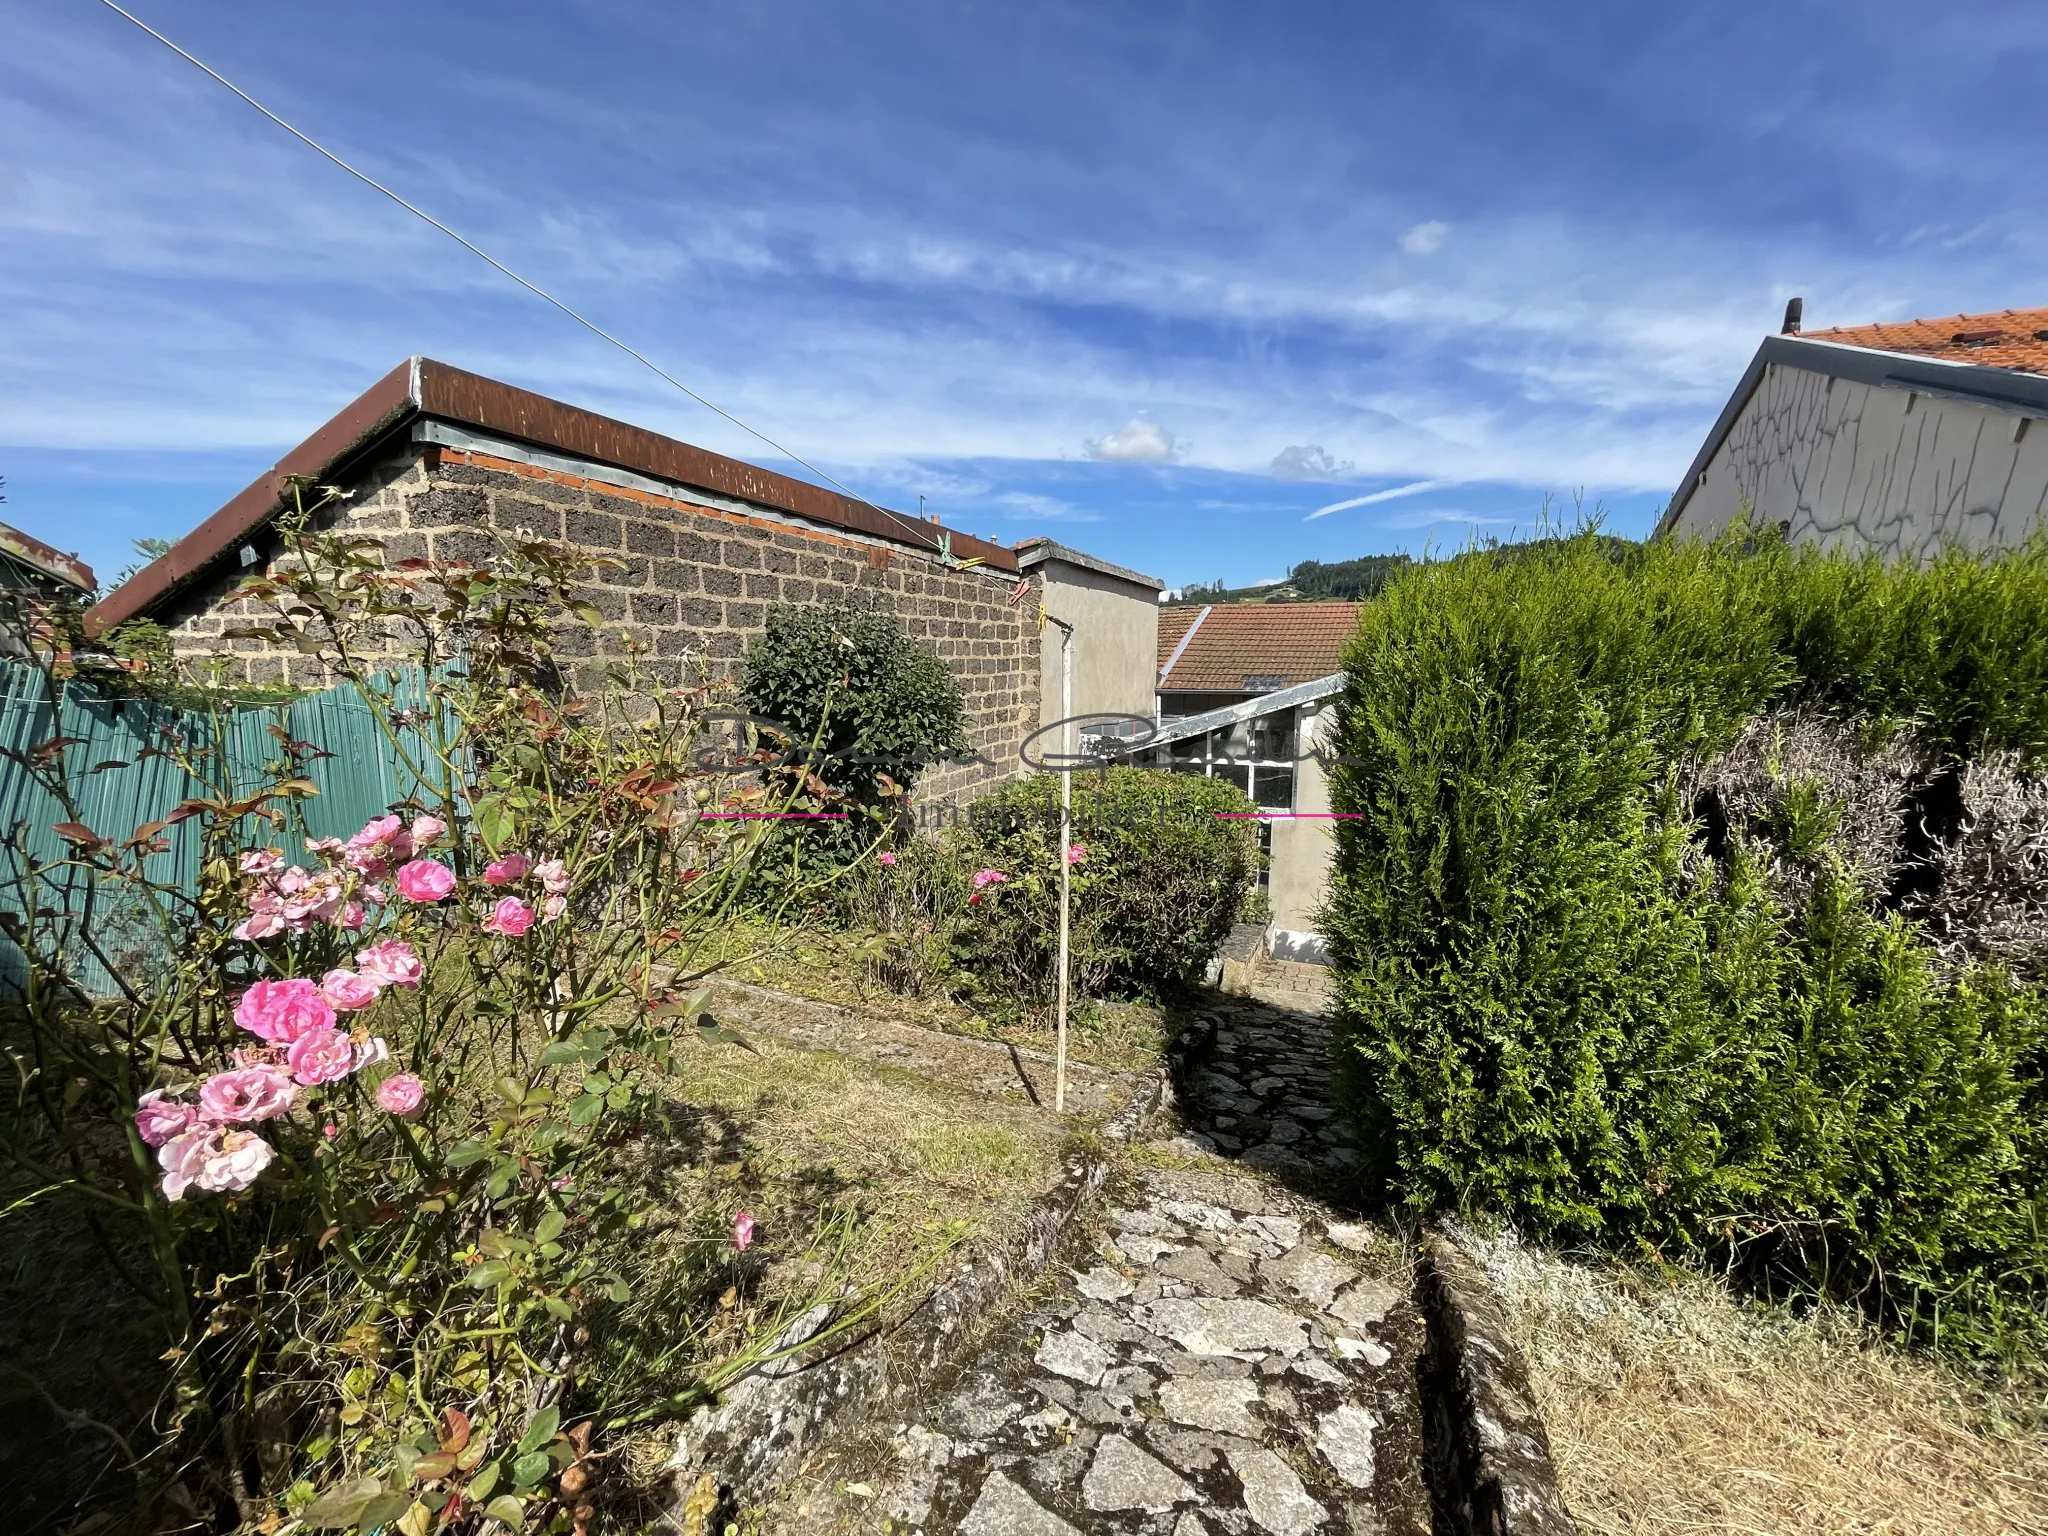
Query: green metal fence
0,664,442,995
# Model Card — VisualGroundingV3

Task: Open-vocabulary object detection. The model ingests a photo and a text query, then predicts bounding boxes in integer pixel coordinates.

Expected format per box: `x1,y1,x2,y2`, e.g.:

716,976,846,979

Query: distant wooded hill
1172,554,1413,605
1168,536,1639,606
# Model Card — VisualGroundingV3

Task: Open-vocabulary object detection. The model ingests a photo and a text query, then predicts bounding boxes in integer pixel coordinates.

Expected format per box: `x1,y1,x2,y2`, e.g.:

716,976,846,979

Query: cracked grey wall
1671,362,2048,561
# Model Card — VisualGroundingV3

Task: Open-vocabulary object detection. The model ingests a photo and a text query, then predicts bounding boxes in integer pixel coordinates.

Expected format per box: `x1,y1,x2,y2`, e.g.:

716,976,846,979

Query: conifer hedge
1325,529,2048,1352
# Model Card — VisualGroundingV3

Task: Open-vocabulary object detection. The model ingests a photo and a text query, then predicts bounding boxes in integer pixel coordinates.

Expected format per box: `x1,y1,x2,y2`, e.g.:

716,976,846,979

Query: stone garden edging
1418,1232,1578,1536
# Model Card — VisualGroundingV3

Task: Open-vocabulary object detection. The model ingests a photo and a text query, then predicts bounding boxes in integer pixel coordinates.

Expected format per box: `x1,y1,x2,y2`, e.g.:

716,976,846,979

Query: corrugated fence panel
0,666,446,996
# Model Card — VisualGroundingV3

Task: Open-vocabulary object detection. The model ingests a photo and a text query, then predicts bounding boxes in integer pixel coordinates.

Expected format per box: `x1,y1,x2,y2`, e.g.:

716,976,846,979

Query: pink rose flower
878,851,897,867
283,880,345,927
732,1210,756,1251
351,1036,392,1073
356,939,423,989
159,1124,274,1201
1066,843,1087,865
394,860,455,902
319,968,381,1011
533,858,571,896
971,869,1009,890
198,1065,296,1124
285,1026,359,1087
276,865,310,897
484,853,531,885
234,911,287,942
239,849,281,876
376,1072,425,1117
409,815,448,846
234,978,336,1045
134,1090,201,1148
344,843,392,877
303,836,346,855
480,897,536,937
361,883,389,906
540,894,568,924
351,814,404,848
338,901,367,930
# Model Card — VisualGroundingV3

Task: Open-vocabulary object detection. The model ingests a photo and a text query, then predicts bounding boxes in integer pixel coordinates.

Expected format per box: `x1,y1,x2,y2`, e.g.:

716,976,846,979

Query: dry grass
699,919,1173,1072
657,1025,1067,1271
1457,1225,2048,1536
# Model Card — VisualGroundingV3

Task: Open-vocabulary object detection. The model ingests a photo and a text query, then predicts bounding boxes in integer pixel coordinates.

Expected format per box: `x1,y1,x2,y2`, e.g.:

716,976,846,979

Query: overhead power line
93,0,948,556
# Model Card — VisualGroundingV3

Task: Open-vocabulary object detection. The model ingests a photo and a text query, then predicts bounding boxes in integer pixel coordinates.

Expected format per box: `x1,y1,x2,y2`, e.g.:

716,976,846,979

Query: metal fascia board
1157,604,1212,685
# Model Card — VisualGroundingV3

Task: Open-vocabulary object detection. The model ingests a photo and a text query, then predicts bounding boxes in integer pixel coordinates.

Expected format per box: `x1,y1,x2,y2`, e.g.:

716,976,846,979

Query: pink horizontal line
1212,812,1363,819
701,811,849,820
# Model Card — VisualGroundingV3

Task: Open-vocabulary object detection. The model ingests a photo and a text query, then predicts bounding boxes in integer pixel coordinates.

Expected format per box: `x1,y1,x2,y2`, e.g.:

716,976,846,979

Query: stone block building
85,358,1148,808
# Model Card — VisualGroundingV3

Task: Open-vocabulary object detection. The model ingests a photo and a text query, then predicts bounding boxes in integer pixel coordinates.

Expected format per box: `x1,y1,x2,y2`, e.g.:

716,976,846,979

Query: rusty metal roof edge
0,519,96,593
88,358,1021,641
83,358,422,638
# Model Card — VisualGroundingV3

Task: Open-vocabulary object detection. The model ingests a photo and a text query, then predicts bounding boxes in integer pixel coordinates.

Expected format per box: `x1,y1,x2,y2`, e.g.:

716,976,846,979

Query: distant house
1662,303,2048,560
1013,538,1161,737
1155,601,1360,720
0,519,94,602
0,519,95,659
1098,599,1364,966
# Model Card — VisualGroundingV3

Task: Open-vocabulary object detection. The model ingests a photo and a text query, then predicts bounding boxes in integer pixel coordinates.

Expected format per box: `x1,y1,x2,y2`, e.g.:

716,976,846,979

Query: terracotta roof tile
1802,306,2048,374
1156,601,1360,694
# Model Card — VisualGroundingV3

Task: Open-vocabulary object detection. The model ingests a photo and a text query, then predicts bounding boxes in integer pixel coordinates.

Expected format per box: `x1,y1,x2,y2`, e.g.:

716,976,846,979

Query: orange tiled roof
1157,601,1361,694
1802,307,2048,374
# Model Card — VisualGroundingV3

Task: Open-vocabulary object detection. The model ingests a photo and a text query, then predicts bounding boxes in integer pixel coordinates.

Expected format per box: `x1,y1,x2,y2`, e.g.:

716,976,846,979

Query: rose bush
0,482,844,1531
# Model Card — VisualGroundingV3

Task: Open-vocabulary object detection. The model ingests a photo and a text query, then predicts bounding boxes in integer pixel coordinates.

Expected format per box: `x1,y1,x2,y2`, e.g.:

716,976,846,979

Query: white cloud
1269,444,1354,480
1306,478,1459,521
1085,417,1180,463
1400,220,1449,256
993,490,1100,522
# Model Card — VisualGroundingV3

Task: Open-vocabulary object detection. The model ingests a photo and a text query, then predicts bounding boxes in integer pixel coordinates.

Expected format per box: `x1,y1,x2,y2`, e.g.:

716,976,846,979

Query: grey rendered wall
1038,561,1161,731
1674,362,2048,560
1267,699,1335,961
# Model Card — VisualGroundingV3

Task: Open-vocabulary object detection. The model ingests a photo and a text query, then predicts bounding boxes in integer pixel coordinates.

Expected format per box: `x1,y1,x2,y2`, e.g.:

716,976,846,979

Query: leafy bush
1325,525,2048,1353
740,598,970,806
939,767,1257,1005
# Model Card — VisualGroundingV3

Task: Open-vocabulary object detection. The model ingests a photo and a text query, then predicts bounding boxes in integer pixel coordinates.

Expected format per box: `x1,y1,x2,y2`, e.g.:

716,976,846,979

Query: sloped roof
1156,601,1361,693
1802,307,2048,374
0,519,94,594
87,358,1019,638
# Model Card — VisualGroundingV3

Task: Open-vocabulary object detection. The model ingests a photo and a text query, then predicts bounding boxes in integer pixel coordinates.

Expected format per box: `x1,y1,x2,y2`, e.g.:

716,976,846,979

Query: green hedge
1326,529,2048,1352
946,767,1258,1003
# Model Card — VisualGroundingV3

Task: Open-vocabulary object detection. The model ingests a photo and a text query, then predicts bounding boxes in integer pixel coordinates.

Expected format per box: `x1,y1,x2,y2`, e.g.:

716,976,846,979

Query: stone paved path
766,991,1430,1536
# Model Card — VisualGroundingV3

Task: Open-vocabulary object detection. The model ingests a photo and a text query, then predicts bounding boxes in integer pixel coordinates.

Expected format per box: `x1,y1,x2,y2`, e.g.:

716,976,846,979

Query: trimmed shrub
740,598,970,805
1326,527,2048,1352
903,767,1257,1006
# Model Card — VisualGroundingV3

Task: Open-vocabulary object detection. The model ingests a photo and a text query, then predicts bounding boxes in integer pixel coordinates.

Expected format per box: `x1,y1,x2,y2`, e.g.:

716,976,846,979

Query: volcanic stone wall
154,438,1042,806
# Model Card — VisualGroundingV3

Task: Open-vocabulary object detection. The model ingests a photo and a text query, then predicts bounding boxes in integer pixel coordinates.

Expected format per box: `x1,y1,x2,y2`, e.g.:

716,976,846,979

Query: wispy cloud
1400,220,1449,256
1270,444,1354,480
1085,418,1180,463
1307,480,1460,521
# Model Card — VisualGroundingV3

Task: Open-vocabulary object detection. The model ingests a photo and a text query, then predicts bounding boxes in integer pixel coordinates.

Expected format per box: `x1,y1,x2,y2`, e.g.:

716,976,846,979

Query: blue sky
7,1,2048,592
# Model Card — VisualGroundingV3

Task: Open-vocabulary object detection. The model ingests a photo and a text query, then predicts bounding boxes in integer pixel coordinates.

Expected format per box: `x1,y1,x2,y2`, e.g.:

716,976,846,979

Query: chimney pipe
1781,297,1804,335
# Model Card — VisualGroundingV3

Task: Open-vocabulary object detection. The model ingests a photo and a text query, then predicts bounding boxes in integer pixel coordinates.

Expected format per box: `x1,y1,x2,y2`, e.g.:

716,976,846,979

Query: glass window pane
1253,766,1295,809
1213,763,1250,795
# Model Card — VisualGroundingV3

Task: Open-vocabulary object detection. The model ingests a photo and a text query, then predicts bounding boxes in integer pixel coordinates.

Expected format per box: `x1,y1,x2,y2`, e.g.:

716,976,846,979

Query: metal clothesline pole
1046,613,1076,1114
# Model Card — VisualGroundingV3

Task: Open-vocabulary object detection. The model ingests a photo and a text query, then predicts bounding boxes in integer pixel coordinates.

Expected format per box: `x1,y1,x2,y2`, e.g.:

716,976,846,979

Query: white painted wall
1267,699,1336,963
1037,561,1160,729
1672,362,2048,560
